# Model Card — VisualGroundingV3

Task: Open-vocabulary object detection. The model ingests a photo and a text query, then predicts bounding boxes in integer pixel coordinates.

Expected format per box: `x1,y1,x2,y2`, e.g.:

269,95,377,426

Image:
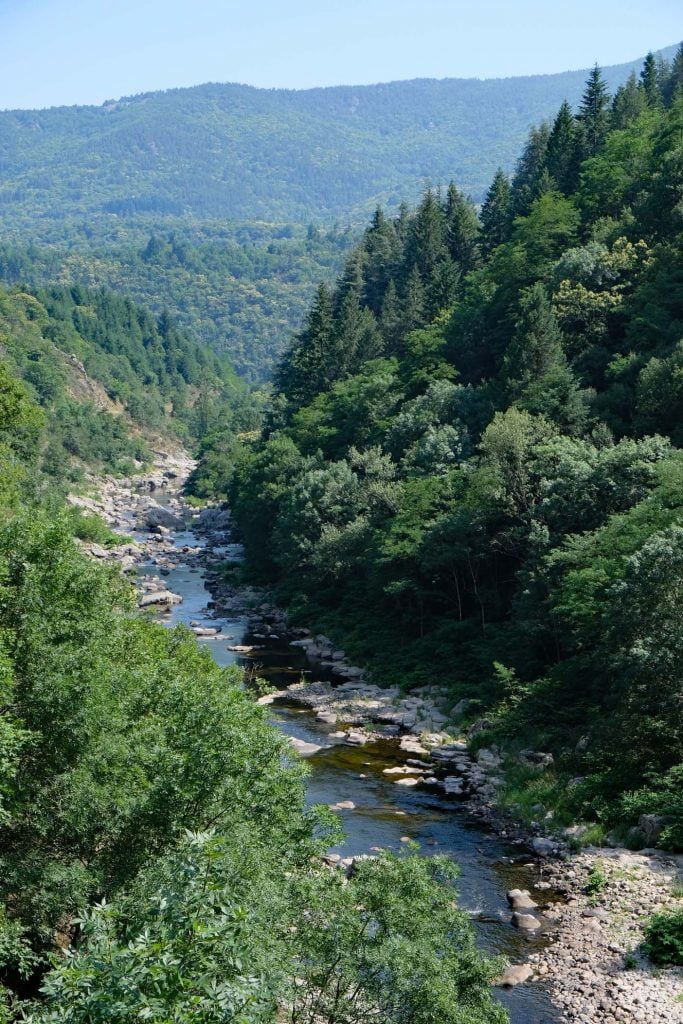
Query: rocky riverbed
75,453,683,1023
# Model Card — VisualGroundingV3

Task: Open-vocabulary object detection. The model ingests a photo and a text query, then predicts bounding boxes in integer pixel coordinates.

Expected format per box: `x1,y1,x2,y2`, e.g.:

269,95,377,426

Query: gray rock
145,504,186,531
638,813,667,845
519,749,554,769
497,964,533,987
531,837,557,857
138,590,183,608
507,889,538,911
511,911,542,930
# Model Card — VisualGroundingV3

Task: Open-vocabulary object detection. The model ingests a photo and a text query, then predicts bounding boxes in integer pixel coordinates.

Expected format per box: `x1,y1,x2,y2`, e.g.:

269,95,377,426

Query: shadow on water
134,513,560,1024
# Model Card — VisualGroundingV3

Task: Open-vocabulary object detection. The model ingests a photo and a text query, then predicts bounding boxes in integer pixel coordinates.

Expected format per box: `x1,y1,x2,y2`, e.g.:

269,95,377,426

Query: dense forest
0,283,250,477
1,51,673,380
0,224,351,379
209,50,683,851
0,48,675,230
0,279,505,1021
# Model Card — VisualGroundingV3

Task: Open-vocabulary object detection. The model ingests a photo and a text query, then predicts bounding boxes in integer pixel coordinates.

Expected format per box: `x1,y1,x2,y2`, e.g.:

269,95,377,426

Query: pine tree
503,283,566,397
545,100,581,195
612,72,647,129
663,44,683,106
444,183,480,272
380,279,403,354
405,188,447,281
274,283,334,408
480,169,512,255
426,257,460,318
401,264,426,338
362,208,401,315
640,52,663,107
578,64,611,157
511,123,552,216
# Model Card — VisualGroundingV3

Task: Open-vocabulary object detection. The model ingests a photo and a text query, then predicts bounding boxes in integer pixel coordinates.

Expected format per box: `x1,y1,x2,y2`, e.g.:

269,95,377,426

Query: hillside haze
0,46,678,236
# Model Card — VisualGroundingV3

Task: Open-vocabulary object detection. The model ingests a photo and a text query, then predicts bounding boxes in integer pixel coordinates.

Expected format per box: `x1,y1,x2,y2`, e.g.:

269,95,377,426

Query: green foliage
27,840,506,1024
644,909,683,966
0,51,674,379
584,867,607,895
224,57,683,851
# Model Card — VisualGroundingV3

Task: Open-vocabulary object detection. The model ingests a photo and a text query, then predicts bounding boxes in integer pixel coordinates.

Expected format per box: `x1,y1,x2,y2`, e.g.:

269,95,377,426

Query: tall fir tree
480,169,513,255
275,283,334,409
663,44,683,106
578,64,611,157
401,264,427,339
362,208,401,316
545,100,581,195
444,183,481,272
405,188,447,281
511,123,552,216
640,52,663,107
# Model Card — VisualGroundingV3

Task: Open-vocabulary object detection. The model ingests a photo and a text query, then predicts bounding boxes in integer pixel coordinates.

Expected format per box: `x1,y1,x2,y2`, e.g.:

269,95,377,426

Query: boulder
519,749,554,769
450,698,471,719
506,889,538,912
511,912,542,931
289,736,323,757
531,837,557,858
638,813,667,845
497,964,533,987
138,590,182,608
145,504,186,531
316,711,338,726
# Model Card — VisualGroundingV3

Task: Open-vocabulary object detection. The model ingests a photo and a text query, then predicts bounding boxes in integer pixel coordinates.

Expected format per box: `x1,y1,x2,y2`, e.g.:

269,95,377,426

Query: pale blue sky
1,0,680,110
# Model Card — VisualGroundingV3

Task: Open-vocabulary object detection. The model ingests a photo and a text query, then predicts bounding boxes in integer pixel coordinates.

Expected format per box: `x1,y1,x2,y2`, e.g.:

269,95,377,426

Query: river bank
74,454,683,1024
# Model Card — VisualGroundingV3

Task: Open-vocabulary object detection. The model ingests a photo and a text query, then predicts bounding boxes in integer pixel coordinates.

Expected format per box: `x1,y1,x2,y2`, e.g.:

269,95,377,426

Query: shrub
644,909,683,966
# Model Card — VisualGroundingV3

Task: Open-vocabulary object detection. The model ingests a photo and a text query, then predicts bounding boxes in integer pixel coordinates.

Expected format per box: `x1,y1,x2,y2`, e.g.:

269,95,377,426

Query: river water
135,514,560,1024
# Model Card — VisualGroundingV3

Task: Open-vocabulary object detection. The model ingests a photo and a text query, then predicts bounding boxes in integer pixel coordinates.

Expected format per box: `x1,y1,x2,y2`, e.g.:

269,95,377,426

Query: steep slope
222,58,683,848
0,283,250,478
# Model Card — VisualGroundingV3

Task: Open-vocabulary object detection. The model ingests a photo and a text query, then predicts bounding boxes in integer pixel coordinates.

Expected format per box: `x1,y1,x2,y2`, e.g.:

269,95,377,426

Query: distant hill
0,46,678,237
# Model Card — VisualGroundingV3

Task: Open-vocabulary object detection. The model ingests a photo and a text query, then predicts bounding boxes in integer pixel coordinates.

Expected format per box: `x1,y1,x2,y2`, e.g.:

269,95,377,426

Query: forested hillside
0,276,503,1023
0,48,676,229
0,224,351,379
2,52,675,379
0,283,249,478
219,50,683,849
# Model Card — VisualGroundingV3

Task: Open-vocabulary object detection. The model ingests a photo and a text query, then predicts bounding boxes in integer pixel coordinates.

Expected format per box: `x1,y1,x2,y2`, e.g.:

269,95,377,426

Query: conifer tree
545,100,581,195
427,257,459,318
612,72,647,129
362,208,401,315
380,279,403,353
401,264,426,337
274,283,334,407
480,169,512,255
405,188,447,281
578,64,611,157
444,183,480,272
503,282,566,397
511,123,552,216
640,52,663,107
663,43,683,106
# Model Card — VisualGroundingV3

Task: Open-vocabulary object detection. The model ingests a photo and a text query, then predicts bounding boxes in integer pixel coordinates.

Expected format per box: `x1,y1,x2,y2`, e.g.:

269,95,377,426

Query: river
131,500,561,1024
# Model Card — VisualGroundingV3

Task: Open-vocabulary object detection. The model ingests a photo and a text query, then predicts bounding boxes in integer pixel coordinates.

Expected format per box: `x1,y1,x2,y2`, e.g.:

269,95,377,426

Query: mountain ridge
1,44,678,233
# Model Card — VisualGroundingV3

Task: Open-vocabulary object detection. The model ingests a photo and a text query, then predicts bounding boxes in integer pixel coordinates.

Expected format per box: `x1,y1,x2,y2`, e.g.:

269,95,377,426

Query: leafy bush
644,909,683,966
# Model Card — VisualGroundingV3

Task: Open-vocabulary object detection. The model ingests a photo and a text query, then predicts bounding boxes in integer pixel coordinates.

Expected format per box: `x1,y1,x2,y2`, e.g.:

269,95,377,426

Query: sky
1,0,680,110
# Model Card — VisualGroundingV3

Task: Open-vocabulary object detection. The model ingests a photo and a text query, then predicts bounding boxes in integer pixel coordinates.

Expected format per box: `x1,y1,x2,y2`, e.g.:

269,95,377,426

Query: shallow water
134,511,560,1024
